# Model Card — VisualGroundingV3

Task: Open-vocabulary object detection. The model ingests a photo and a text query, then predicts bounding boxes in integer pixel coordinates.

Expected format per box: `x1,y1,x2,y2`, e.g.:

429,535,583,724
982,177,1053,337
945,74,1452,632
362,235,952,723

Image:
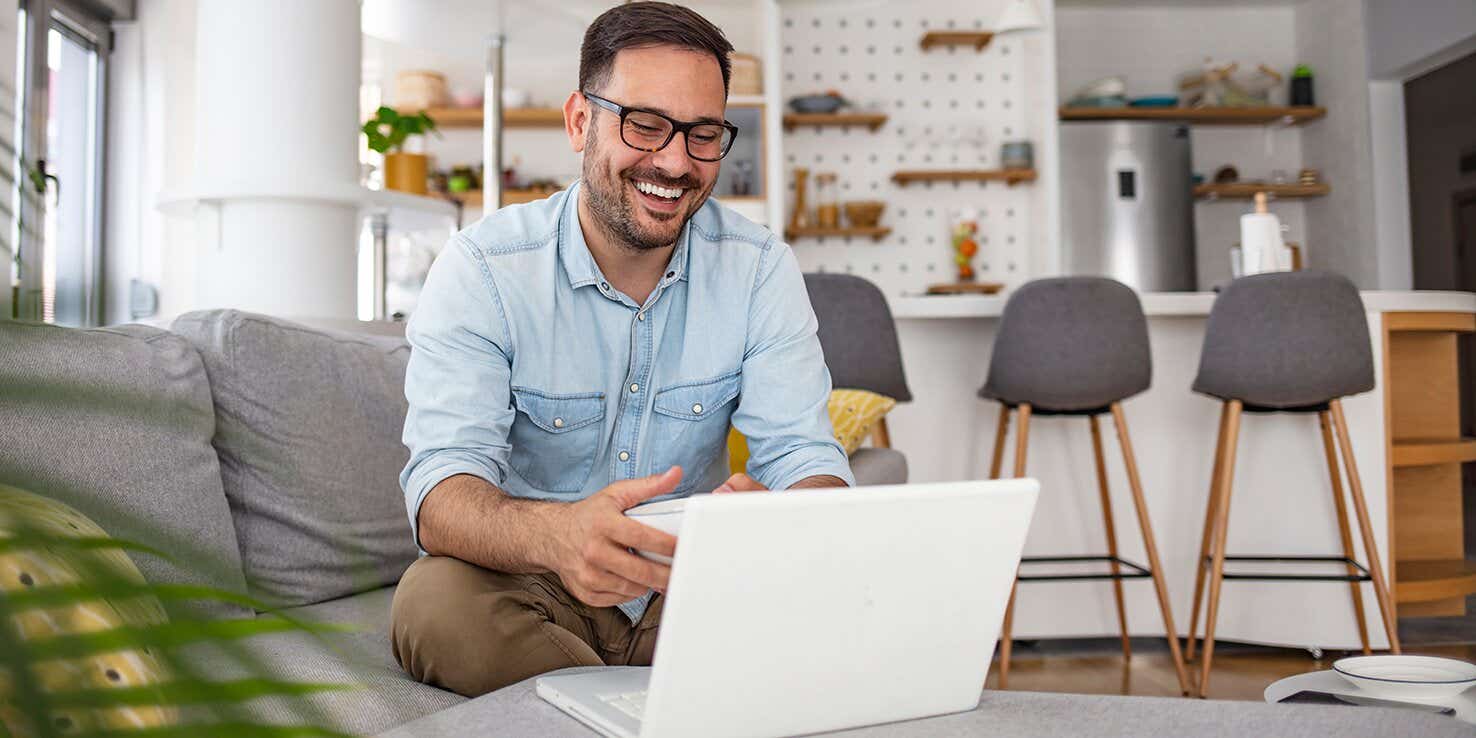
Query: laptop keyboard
599,690,648,720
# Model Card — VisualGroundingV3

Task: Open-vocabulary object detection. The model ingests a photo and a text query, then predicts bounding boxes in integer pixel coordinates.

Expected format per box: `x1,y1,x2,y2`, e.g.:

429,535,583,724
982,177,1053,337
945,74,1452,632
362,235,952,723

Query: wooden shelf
784,226,891,241
450,188,558,209
782,112,888,131
413,107,565,129
1396,558,1476,603
919,31,995,52
1194,182,1331,200
1385,311,1476,333
1392,438,1476,467
892,169,1037,186
1059,106,1326,126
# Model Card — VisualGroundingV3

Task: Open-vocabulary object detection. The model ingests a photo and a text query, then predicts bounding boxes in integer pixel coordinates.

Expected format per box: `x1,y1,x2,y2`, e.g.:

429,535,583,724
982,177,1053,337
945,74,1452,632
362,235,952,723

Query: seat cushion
0,320,250,618
178,626,463,736
849,447,908,486
278,585,399,671
171,310,418,609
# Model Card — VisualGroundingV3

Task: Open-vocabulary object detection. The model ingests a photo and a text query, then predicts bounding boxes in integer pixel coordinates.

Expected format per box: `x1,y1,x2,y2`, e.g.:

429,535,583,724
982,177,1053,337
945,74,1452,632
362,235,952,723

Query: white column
191,0,361,317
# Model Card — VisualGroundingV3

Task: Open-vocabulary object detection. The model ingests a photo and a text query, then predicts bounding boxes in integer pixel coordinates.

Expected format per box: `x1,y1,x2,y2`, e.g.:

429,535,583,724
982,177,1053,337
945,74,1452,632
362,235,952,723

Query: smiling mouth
630,178,687,213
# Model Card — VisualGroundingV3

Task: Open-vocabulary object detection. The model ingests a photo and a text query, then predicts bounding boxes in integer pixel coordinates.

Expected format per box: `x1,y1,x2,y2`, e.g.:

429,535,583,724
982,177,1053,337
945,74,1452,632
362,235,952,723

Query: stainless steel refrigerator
1060,121,1196,292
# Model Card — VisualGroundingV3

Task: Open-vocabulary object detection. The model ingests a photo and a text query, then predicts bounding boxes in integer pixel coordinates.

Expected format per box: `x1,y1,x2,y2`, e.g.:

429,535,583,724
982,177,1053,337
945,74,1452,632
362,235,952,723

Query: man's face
574,45,726,251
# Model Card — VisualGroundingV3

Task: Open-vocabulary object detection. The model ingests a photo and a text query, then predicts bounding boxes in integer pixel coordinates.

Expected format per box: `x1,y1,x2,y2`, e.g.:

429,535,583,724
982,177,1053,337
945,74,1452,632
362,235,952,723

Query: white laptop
537,479,1039,738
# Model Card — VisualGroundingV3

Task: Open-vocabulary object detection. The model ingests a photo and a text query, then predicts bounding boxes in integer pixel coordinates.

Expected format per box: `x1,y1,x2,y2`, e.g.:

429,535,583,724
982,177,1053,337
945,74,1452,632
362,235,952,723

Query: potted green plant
362,107,438,195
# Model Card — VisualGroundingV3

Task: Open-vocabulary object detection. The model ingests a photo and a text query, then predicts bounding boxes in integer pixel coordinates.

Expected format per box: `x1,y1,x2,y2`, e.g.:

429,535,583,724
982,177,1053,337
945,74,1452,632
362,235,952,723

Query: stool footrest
1201,554,1372,582
1017,555,1152,582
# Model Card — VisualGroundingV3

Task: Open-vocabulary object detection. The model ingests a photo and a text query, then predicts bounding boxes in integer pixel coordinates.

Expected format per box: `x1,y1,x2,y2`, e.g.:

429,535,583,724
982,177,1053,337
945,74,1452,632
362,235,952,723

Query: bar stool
981,277,1190,695
1185,270,1400,698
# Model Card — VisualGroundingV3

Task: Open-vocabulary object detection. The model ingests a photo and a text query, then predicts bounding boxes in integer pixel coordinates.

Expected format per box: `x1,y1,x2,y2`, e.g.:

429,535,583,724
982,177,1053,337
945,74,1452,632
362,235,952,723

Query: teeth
634,180,684,199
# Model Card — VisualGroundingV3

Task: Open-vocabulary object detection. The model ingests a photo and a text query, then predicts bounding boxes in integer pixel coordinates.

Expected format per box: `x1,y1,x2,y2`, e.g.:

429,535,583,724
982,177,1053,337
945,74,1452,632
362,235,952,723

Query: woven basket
730,53,762,96
396,70,448,109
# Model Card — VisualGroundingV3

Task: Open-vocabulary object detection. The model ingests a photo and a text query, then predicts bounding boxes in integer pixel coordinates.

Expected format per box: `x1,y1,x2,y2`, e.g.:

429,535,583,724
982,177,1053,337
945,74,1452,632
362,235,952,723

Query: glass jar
814,173,839,229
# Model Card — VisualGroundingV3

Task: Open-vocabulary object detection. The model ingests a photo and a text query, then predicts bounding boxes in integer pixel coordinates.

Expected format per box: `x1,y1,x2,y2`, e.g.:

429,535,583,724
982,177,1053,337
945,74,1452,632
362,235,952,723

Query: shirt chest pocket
646,371,742,491
509,388,606,494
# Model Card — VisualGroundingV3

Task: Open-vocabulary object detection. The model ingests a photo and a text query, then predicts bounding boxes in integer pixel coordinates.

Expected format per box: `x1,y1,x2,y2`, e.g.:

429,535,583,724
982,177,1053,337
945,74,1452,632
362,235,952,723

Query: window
13,0,110,325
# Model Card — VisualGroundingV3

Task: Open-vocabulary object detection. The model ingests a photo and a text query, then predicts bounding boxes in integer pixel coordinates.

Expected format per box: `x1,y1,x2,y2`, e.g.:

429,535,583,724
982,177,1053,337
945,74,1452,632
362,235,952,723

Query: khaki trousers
390,556,665,697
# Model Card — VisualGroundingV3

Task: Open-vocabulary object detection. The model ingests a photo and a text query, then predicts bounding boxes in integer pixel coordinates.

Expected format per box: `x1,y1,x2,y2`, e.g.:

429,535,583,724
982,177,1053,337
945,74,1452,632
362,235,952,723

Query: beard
581,127,714,252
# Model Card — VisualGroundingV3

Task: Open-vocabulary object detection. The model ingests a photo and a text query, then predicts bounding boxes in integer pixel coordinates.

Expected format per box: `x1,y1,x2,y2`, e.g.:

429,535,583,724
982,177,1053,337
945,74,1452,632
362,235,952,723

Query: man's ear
564,91,589,153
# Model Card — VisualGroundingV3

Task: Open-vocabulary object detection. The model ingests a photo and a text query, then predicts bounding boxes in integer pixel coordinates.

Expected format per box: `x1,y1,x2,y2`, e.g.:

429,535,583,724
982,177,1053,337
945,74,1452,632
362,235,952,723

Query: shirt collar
558,179,692,292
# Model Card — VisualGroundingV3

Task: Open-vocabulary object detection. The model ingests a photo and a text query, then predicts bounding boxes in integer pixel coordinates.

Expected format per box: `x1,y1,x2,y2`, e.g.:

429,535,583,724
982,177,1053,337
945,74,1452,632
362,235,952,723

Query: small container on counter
814,173,840,229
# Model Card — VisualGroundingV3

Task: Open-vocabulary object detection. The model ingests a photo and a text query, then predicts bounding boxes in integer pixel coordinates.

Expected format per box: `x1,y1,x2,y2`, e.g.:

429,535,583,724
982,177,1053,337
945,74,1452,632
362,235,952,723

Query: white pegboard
779,1,1047,297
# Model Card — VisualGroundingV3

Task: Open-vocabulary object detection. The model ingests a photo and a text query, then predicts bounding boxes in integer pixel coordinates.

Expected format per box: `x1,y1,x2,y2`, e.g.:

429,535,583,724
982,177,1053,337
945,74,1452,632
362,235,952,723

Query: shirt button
629,383,640,393
552,417,565,428
692,403,704,414
619,451,630,462
637,312,646,321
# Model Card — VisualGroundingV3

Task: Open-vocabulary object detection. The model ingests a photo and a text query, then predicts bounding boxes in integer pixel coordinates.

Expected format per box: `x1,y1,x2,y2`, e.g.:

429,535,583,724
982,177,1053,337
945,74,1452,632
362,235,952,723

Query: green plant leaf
0,533,169,560
374,106,399,123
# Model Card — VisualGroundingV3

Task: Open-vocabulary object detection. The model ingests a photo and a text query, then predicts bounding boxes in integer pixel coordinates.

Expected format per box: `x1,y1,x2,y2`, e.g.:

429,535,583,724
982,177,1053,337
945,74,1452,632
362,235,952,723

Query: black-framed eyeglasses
583,91,739,162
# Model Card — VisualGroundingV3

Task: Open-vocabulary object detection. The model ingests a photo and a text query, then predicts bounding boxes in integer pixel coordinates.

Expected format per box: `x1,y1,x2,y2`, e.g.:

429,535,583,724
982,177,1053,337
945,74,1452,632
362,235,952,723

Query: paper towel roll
1240,211,1284,275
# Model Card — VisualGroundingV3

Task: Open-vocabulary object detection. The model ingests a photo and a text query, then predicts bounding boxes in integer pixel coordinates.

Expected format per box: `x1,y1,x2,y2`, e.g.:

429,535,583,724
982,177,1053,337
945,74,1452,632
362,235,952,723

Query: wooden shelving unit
782,112,889,131
414,107,565,129
1383,310,1476,617
450,188,558,209
919,31,995,52
784,226,891,241
891,169,1037,186
1059,105,1326,126
1194,182,1331,200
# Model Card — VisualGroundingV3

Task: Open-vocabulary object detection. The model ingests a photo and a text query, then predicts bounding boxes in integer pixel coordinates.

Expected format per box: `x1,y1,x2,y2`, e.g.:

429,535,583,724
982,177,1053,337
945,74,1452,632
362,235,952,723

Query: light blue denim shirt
400,181,854,621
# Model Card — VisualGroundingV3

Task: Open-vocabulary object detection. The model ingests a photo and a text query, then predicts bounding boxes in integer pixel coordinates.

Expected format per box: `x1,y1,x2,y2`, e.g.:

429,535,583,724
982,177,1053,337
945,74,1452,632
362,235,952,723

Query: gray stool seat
1192,271,1374,410
1185,270,1399,698
979,277,1190,695
804,273,912,402
979,277,1150,414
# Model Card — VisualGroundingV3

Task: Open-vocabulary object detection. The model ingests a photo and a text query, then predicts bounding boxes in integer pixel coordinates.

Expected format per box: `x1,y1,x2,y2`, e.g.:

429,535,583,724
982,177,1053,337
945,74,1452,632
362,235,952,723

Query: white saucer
1333,655,1476,701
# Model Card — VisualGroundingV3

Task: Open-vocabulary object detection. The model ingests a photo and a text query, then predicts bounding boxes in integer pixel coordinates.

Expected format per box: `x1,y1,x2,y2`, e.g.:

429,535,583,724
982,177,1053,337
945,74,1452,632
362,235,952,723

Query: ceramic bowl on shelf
789,94,846,114
1333,655,1476,701
843,200,885,228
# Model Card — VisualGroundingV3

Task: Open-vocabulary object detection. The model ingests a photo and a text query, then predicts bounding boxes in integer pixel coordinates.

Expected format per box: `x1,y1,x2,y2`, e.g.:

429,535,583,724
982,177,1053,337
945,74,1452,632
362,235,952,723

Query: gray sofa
0,308,907,735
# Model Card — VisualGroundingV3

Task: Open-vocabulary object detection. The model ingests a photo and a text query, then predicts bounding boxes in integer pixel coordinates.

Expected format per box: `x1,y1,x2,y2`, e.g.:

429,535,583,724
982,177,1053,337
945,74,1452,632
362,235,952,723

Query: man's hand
549,466,683,607
713,473,768,494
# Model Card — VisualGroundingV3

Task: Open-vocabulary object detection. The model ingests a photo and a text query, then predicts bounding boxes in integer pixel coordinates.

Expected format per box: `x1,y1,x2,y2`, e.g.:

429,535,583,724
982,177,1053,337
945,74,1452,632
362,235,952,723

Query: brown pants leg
391,556,664,697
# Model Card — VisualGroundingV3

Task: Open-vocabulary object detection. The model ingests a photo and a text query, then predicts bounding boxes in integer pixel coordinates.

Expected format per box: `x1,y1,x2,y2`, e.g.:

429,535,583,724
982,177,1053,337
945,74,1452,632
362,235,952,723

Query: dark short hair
579,2,734,96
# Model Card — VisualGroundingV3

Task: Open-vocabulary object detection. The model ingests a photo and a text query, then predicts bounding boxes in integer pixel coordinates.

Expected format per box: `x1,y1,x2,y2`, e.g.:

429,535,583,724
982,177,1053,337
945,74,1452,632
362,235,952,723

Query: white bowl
625,495,704,564
1334,655,1476,701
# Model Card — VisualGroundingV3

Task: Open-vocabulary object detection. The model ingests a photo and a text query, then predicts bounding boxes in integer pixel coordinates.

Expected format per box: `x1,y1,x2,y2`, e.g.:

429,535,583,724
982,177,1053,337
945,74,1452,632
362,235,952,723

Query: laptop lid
639,479,1039,738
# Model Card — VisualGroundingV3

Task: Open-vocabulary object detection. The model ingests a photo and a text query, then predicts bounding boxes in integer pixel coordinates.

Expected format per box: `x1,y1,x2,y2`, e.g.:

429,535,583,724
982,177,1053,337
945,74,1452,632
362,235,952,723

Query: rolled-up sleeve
400,237,516,548
731,242,855,489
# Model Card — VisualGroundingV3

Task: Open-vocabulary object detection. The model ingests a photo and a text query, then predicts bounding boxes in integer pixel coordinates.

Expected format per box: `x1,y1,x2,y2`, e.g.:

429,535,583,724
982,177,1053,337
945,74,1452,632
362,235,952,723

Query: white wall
1056,4,1307,289
1364,0,1476,80
0,0,16,320
1296,0,1380,287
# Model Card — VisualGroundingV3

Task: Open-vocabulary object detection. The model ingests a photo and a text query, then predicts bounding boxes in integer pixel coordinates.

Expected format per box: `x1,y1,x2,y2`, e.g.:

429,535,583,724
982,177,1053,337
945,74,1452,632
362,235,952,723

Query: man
392,2,853,697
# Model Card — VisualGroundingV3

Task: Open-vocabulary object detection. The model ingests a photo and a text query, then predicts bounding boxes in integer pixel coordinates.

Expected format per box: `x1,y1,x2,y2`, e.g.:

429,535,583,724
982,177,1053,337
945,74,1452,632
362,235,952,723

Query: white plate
1333,655,1476,701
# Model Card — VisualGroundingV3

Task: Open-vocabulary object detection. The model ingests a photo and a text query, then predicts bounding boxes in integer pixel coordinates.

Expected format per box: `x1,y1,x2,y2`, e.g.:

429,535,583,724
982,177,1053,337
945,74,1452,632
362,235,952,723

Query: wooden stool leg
872,417,893,449
997,403,1031,690
1320,410,1371,655
1089,414,1132,663
1111,403,1192,696
1329,400,1402,654
1186,403,1231,663
1199,400,1243,698
989,405,1011,480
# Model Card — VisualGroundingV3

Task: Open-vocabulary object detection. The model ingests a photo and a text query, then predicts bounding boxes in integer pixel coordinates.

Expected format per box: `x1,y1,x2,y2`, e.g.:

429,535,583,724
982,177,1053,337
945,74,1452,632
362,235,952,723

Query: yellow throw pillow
727,389,898,474
827,389,897,454
0,484,175,735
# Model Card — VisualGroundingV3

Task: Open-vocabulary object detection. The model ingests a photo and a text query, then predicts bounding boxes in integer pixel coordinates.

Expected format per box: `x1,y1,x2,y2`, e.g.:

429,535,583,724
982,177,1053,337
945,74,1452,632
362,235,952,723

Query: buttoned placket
604,269,681,481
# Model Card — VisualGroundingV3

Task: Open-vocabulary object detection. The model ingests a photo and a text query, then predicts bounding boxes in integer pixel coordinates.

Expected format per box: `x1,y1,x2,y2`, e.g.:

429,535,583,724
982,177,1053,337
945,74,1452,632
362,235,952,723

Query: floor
986,629,1476,701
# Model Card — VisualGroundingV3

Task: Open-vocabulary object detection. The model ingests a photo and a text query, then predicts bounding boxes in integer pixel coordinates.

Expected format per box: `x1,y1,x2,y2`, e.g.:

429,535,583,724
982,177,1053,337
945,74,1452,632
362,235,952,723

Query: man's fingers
610,516,678,558
576,566,647,601
715,472,767,494
605,466,684,509
592,543,672,592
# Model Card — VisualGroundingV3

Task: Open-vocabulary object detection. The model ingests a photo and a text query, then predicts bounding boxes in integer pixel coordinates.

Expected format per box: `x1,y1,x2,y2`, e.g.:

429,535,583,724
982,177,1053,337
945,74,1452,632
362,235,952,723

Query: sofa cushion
0,320,250,618
172,310,419,609
279,585,398,671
